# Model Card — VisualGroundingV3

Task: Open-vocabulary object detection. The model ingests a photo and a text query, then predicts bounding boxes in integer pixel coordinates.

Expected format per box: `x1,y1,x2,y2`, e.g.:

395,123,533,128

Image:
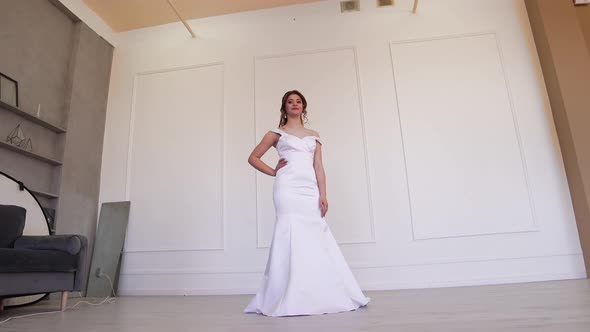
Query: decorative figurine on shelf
6,124,33,152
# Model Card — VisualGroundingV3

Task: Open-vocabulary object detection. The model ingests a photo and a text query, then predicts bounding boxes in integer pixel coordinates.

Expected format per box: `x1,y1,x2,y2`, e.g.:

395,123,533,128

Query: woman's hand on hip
273,158,288,176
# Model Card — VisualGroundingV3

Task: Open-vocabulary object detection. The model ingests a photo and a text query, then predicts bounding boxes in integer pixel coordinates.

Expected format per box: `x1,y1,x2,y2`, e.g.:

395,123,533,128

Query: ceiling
82,0,326,32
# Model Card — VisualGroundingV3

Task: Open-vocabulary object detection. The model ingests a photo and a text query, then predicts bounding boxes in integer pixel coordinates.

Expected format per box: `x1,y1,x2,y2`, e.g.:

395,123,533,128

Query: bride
243,90,370,317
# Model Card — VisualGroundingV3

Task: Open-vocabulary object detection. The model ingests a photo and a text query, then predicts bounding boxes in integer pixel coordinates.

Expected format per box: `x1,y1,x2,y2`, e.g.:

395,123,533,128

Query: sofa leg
60,292,68,311
0,298,4,313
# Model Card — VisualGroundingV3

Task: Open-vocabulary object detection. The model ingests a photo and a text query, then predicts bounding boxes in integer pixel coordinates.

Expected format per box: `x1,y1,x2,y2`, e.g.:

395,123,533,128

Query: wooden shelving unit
0,100,66,133
0,140,62,165
29,189,59,199
1,97,66,208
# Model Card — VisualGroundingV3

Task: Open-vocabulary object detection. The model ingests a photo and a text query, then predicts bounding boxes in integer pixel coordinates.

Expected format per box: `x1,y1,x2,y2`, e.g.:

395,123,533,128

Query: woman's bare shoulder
308,129,320,137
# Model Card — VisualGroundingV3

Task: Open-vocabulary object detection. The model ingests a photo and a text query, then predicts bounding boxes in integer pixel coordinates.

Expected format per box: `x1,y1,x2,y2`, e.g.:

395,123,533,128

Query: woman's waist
277,155,313,169
274,166,317,184
278,151,313,160
275,162,315,175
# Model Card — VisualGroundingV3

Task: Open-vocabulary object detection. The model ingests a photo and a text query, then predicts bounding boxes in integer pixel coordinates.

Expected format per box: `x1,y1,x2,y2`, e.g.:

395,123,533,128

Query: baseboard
117,254,586,296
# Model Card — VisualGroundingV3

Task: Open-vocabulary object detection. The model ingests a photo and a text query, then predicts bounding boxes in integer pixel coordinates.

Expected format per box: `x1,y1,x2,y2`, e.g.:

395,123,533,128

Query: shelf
29,189,59,199
0,100,66,133
0,140,62,165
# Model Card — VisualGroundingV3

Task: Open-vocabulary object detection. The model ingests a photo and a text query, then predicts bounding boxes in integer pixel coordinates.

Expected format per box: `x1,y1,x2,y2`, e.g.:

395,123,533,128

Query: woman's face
285,94,303,116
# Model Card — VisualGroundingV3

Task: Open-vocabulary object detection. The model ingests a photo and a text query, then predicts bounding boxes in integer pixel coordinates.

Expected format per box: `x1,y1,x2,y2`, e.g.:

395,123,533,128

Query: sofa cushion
0,205,26,248
0,248,78,273
14,235,82,255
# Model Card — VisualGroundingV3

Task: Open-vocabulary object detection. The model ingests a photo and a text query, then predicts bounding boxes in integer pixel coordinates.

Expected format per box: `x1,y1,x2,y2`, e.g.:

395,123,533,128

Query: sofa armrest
11,235,88,292
14,235,83,255
73,235,88,291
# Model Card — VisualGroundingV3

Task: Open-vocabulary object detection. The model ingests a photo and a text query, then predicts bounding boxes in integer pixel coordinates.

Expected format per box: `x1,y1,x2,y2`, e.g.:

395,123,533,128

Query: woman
243,90,370,316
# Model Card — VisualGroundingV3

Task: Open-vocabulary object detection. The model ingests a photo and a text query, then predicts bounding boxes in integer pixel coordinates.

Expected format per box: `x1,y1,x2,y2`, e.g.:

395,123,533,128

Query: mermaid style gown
244,128,370,316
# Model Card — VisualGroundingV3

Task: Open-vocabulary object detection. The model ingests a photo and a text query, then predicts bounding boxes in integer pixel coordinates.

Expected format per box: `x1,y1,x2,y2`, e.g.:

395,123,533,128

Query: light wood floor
1,279,589,331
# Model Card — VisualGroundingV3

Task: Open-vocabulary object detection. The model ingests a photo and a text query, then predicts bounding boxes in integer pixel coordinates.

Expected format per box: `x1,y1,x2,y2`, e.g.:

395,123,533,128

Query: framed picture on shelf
0,72,19,107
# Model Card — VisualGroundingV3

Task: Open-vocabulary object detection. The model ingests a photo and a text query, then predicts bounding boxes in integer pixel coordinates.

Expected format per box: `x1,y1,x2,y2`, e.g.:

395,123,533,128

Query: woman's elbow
248,155,256,166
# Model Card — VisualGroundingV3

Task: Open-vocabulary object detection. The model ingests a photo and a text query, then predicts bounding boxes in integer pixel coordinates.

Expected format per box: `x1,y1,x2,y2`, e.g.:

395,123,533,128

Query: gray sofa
0,204,88,312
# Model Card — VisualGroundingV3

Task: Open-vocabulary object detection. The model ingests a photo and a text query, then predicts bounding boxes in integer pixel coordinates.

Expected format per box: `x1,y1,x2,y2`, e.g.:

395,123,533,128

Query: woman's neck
283,117,303,129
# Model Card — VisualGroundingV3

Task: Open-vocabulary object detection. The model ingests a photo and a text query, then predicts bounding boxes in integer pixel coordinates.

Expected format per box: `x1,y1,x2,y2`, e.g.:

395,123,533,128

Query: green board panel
86,201,130,297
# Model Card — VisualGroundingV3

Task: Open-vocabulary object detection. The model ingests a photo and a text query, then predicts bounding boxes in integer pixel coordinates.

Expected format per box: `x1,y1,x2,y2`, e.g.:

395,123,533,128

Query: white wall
99,0,586,295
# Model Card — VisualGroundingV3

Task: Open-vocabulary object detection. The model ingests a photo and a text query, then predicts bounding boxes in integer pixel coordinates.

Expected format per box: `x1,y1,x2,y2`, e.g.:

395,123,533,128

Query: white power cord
0,272,117,324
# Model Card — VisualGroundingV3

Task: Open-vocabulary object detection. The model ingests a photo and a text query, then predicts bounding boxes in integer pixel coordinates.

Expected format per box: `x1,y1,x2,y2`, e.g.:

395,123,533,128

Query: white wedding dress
244,128,370,317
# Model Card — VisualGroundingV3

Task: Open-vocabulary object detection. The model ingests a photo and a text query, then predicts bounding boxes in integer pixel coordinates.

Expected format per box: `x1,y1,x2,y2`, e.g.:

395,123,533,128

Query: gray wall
0,0,74,126
0,0,113,291
0,0,75,204
56,22,113,288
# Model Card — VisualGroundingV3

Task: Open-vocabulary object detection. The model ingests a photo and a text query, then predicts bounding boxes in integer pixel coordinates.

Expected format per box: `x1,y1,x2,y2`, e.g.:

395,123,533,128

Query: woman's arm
248,132,286,176
313,133,328,217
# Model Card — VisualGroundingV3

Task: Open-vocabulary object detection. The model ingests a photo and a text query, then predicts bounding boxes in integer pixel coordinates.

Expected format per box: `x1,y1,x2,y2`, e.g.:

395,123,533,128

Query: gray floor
1,279,589,331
